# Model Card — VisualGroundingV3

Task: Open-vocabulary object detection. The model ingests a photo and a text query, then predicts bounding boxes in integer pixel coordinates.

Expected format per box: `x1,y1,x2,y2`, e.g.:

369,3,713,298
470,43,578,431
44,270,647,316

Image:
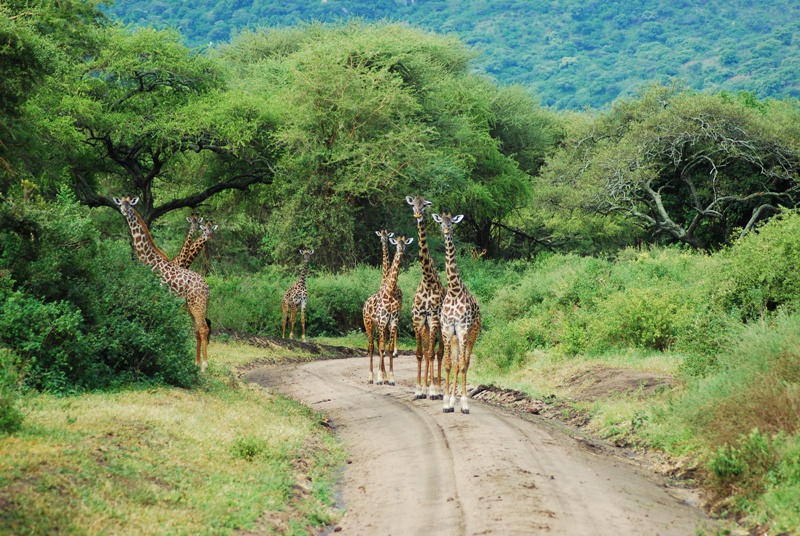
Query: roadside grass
0,340,345,535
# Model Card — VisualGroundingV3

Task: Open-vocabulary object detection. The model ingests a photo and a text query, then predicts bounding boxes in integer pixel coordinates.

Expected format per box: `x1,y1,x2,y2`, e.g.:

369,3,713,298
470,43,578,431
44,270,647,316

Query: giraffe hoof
368,380,374,384
376,381,383,385
419,394,428,399
389,381,395,386
443,407,455,413
461,408,470,415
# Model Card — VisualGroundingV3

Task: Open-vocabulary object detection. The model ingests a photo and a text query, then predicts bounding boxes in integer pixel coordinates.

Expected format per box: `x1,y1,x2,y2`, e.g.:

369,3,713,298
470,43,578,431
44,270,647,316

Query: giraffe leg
461,320,480,414
189,304,210,373
364,317,375,384
413,322,425,399
387,321,398,386
424,322,436,399
377,327,387,385
441,328,455,413
288,308,297,339
300,305,306,342
282,301,289,339
432,323,444,400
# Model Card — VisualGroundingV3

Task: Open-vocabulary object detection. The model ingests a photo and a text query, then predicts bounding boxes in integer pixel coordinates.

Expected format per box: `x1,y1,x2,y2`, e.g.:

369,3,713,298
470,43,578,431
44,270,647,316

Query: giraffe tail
206,318,212,341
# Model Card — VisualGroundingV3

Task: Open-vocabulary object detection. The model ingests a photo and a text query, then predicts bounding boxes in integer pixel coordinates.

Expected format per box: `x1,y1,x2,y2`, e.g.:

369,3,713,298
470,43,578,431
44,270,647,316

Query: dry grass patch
0,341,345,535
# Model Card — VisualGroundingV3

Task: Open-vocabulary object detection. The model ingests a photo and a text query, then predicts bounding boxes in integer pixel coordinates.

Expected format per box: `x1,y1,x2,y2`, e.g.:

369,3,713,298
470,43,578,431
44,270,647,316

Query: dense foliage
0,193,198,392
104,0,800,109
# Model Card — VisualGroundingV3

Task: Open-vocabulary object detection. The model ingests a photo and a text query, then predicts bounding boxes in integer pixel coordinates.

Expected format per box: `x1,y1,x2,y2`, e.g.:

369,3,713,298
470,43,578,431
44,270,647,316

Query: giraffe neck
177,235,208,268
416,218,439,286
381,238,390,284
125,210,169,266
382,248,404,296
443,232,465,292
176,225,196,264
296,258,309,289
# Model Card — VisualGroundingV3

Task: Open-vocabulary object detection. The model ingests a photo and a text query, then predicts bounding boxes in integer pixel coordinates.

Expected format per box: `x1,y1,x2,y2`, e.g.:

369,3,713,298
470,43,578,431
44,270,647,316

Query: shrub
717,212,800,321
0,348,25,434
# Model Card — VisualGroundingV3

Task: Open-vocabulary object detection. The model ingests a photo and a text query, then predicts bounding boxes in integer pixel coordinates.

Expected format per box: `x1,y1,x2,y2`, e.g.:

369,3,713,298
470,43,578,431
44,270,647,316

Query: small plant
231,436,268,461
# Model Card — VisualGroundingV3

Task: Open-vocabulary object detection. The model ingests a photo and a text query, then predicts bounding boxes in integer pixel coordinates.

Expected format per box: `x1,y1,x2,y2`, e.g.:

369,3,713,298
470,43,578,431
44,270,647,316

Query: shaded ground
227,331,718,535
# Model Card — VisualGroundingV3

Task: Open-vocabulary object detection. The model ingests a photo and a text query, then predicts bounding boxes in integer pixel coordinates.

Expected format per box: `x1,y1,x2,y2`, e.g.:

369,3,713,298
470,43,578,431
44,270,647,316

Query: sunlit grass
0,341,345,535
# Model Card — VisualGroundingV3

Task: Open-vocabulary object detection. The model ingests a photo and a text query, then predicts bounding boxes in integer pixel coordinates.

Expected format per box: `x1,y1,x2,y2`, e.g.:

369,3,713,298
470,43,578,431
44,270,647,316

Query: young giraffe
375,229,403,361
282,249,313,341
406,196,445,400
113,196,211,372
172,219,218,269
432,212,481,414
172,213,203,266
363,235,413,385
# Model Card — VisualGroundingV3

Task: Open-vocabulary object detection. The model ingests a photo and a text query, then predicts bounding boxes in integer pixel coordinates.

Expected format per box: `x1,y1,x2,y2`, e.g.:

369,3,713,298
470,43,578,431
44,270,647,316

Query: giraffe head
187,213,204,233
389,235,414,254
432,212,464,237
201,220,218,240
406,196,433,223
375,229,394,245
300,249,314,262
113,196,139,217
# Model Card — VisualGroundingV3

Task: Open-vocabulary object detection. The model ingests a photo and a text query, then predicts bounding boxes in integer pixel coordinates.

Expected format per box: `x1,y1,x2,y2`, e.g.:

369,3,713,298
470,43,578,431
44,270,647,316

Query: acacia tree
33,26,278,225
221,22,558,267
541,85,800,249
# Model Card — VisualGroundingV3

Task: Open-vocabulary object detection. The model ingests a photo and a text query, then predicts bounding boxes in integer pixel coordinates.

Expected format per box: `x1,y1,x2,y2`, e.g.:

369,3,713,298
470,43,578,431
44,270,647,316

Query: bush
717,212,800,321
0,348,25,434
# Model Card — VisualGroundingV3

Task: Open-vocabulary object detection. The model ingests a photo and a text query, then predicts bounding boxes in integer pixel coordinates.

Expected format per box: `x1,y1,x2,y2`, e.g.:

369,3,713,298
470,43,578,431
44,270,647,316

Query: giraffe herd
113,194,479,413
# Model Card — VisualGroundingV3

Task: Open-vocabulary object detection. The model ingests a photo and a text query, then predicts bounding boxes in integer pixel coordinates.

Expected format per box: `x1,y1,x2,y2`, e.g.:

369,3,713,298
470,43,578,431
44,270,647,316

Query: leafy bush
0,197,198,392
0,348,25,434
717,212,800,321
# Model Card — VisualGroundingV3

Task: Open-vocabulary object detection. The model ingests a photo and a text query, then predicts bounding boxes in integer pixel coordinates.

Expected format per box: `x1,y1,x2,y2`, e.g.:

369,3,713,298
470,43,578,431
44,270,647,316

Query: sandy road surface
244,354,716,535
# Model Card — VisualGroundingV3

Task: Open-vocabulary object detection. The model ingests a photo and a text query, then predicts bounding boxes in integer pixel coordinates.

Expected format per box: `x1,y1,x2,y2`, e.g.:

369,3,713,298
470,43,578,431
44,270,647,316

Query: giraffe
172,219,218,269
432,212,481,414
375,229,403,362
363,235,413,385
113,196,211,372
172,213,203,266
282,249,313,341
406,196,445,400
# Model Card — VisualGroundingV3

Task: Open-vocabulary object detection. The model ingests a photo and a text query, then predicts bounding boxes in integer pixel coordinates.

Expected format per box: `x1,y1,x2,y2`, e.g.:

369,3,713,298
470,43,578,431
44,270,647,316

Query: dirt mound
564,366,674,402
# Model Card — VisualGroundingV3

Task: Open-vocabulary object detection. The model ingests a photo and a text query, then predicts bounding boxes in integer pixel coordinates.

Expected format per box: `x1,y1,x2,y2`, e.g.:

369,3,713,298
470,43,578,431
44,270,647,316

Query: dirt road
244,354,716,535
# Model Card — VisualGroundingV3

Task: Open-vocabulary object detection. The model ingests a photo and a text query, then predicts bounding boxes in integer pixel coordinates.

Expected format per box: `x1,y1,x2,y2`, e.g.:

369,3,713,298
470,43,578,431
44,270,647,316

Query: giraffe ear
309,249,314,255
389,237,398,245
432,213,442,223
212,225,219,231
131,197,139,206
405,237,414,245
452,214,464,224
113,197,122,205
406,195,415,205
388,232,395,238
375,230,382,237
423,200,432,208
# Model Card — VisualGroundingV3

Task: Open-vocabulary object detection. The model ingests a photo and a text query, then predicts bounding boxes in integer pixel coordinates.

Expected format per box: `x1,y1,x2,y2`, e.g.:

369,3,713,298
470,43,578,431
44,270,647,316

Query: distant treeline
105,0,800,109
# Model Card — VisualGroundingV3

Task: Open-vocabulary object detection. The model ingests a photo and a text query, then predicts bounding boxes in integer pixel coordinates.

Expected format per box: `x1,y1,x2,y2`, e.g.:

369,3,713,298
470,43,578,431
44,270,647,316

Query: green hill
103,0,800,109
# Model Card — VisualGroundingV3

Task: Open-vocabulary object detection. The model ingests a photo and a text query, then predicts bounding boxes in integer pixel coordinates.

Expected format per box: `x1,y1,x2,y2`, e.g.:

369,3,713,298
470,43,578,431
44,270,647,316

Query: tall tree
33,26,278,224
221,21,558,267
540,85,800,249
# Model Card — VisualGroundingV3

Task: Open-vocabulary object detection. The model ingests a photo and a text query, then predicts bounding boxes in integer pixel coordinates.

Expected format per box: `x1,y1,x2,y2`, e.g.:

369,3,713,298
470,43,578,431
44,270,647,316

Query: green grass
0,341,346,535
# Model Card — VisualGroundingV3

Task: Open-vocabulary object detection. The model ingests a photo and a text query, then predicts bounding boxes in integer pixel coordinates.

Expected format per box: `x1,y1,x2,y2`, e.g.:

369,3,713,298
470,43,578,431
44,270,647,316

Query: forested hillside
105,0,800,109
